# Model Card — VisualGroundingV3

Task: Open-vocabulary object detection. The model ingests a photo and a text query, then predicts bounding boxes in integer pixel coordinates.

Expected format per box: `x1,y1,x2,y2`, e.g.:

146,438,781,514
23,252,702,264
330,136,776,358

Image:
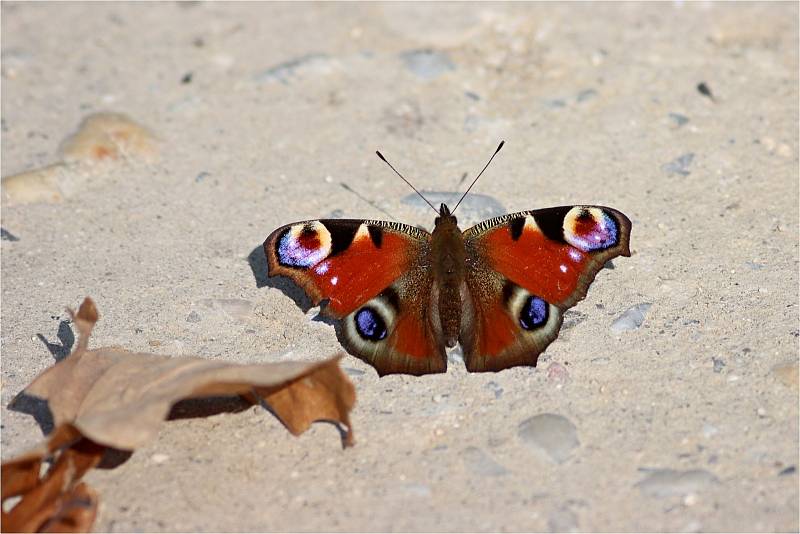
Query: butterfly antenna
375,150,439,214
452,140,505,214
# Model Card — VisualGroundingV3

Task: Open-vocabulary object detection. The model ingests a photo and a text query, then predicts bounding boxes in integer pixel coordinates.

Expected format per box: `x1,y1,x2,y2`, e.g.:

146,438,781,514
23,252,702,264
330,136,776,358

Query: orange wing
265,219,447,375
265,219,428,317
461,206,632,372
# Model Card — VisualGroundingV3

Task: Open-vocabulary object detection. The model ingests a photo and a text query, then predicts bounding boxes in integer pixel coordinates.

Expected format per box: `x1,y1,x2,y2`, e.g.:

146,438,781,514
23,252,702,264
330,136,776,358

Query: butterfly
264,142,632,376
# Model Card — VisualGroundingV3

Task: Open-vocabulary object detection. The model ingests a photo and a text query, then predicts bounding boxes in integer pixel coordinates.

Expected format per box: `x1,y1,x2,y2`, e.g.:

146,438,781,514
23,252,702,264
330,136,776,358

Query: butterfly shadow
248,244,315,312
36,319,75,362
8,319,78,436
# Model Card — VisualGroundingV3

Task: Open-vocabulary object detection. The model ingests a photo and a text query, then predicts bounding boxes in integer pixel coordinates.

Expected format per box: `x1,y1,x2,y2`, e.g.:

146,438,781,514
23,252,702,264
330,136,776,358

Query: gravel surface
2,3,797,532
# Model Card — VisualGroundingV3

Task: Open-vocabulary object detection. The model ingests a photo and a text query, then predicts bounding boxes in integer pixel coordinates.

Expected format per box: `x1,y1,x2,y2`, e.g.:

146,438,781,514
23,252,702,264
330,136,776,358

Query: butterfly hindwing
461,205,632,372
338,271,447,376
264,219,447,375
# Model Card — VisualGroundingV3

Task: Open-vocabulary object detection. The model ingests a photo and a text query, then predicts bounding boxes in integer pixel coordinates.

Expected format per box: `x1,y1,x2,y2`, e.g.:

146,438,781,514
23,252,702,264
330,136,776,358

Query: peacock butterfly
264,142,632,376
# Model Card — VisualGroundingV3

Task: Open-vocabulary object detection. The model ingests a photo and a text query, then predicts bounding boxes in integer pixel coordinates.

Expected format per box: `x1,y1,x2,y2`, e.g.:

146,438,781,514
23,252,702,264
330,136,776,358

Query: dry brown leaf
21,297,355,450
2,297,356,532
2,437,103,533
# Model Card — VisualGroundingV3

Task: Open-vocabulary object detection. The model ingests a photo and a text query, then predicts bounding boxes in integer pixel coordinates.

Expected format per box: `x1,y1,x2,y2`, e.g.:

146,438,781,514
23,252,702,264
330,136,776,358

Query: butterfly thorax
431,204,465,348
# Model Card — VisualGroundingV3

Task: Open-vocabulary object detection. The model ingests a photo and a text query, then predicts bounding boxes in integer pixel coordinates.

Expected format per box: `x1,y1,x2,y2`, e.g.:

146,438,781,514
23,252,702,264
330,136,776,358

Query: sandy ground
2,2,798,532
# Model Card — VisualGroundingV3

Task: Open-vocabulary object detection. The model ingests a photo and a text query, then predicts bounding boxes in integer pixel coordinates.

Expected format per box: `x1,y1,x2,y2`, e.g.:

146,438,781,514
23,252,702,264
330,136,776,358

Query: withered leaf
3,297,356,532
20,297,355,450
2,434,102,533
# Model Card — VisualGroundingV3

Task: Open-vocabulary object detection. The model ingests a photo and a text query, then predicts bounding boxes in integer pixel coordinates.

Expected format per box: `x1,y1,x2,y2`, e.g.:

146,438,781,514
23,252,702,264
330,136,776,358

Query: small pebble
485,381,503,399
186,311,201,323
610,303,652,332
771,361,798,390
199,298,254,321
343,367,365,376
401,483,432,498
635,468,719,497
517,413,580,464
400,49,455,80
668,112,690,127
253,53,331,84
561,310,587,330
1,228,20,241
401,191,505,224
576,88,597,102
462,446,508,477
546,362,569,385
778,465,796,476
697,82,714,100
682,520,703,532
326,208,344,218
544,98,567,109
712,357,726,373
661,153,695,176
447,345,465,364
151,453,169,464
744,261,765,270
701,423,719,438
548,506,578,532
382,99,424,136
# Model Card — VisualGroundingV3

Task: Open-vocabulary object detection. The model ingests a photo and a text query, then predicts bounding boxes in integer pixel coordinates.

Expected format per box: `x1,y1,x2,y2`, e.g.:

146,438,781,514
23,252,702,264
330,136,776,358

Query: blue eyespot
519,296,548,330
355,307,387,341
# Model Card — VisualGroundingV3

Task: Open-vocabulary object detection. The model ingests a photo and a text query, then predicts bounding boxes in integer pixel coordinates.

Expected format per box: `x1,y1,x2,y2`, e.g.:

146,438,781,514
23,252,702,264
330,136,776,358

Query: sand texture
2,2,798,532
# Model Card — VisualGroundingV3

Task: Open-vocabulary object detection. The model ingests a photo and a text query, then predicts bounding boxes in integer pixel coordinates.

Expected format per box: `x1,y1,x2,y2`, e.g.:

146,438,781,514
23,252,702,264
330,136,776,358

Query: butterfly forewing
264,219,448,375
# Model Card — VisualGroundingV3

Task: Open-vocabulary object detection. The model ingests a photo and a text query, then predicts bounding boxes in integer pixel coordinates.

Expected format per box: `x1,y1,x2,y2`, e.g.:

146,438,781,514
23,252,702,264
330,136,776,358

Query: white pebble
635,468,718,497
611,303,652,332
151,453,169,464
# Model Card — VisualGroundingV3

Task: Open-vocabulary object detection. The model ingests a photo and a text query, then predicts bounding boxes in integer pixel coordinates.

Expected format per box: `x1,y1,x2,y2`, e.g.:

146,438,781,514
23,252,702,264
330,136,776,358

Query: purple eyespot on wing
355,307,387,341
519,295,549,330
564,207,618,252
276,223,332,268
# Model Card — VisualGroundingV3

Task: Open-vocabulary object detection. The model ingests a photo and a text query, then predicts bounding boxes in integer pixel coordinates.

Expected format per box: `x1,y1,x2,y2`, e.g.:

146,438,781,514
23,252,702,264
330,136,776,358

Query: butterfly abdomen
431,213,466,348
